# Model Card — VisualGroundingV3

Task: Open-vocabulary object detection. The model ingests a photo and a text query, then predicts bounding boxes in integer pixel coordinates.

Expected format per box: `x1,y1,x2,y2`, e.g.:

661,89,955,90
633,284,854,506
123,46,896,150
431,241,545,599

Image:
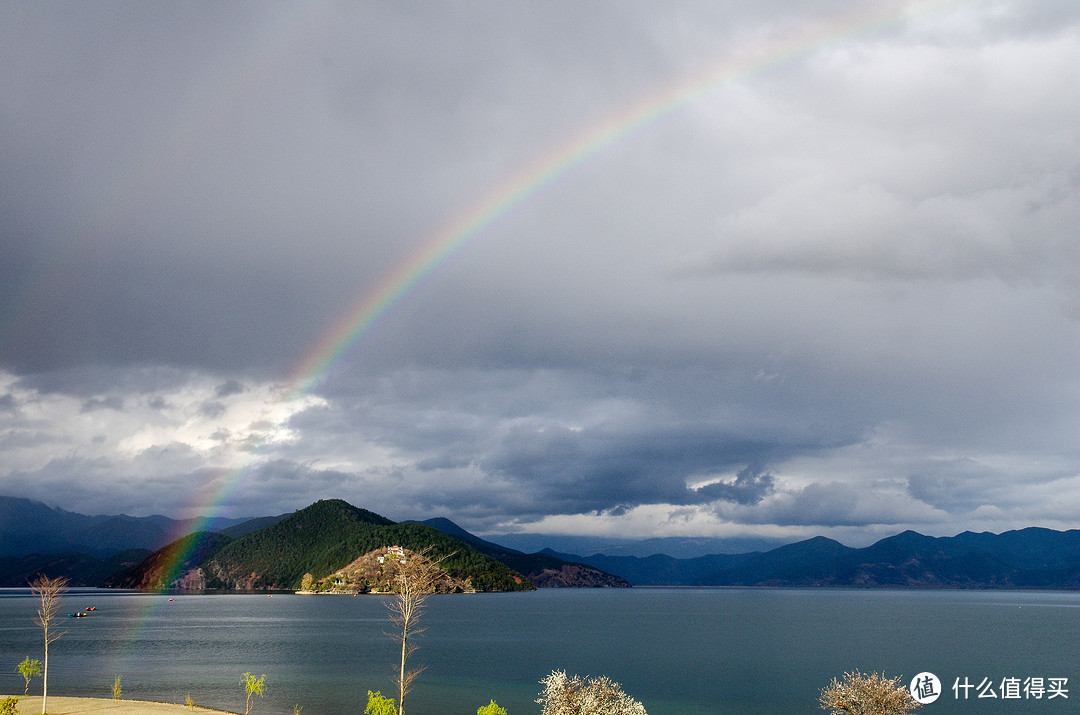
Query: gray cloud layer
2,1,1079,544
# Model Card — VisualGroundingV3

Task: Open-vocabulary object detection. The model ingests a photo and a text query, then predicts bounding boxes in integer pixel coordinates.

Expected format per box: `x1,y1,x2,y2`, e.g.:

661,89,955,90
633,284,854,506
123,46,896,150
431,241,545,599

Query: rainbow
286,0,977,395
145,0,978,587
104,0,980,674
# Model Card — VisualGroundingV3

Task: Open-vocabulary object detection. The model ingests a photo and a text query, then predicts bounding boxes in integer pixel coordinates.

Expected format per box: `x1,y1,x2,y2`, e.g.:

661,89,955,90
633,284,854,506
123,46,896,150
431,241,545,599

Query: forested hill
103,531,232,590
108,499,534,592
417,517,631,588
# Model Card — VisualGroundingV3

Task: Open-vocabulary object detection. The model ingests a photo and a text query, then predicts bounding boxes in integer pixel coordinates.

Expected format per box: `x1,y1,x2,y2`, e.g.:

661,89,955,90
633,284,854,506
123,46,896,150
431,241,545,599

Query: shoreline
1,696,239,714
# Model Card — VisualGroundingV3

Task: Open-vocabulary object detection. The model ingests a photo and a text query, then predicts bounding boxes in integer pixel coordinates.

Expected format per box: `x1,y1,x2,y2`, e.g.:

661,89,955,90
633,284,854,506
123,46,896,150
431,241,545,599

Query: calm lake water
2,587,1080,715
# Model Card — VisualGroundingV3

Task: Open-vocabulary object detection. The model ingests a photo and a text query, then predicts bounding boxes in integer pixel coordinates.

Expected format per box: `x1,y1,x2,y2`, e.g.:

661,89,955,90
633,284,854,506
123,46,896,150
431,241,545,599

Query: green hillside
119,499,533,592
103,531,233,590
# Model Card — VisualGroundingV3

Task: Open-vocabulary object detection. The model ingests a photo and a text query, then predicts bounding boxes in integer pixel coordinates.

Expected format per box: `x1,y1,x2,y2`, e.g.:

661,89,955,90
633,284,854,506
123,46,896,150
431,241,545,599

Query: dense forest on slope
113,499,533,592
419,517,630,587
103,531,233,590
0,549,150,587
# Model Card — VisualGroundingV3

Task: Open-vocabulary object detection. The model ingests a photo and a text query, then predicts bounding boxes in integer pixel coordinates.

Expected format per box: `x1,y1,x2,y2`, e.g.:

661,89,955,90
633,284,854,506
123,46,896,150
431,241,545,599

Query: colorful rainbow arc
151,0,977,587
284,0,974,397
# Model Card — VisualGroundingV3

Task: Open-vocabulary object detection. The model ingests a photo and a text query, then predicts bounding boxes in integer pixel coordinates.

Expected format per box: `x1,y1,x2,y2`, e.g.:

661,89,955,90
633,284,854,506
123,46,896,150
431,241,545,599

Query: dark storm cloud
214,380,245,398
198,401,227,420
80,396,124,413
2,1,1079,542
0,2,682,374
696,465,775,506
274,364,862,524
478,424,782,513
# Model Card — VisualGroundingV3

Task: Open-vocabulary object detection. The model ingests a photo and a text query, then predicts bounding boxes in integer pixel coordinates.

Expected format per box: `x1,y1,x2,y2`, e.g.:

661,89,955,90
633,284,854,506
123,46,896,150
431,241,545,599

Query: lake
2,587,1079,715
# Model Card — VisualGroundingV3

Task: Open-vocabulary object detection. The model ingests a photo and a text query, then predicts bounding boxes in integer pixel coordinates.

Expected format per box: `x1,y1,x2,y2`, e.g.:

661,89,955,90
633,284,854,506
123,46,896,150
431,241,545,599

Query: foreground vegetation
3,670,918,715
820,671,920,715
2,668,919,715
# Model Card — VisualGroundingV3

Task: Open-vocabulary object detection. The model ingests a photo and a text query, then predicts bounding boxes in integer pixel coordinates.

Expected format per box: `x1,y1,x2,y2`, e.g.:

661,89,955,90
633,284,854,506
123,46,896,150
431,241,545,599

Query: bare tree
385,546,452,715
820,671,921,715
30,575,68,715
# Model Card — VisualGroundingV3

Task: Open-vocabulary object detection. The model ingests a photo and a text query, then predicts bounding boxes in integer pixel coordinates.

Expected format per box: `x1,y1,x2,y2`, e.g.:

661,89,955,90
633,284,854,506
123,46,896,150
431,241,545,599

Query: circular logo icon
910,672,941,704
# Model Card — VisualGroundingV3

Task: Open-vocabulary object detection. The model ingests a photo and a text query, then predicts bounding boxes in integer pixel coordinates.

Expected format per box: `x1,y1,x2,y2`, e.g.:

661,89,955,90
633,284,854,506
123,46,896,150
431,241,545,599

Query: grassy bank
1,696,239,714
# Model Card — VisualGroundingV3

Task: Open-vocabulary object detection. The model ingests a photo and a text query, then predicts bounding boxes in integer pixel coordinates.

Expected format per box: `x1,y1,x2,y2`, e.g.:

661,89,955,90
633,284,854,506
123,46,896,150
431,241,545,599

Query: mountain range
0,496,625,590
0,496,252,557
546,528,1080,589
5,495,1080,590
489,532,788,559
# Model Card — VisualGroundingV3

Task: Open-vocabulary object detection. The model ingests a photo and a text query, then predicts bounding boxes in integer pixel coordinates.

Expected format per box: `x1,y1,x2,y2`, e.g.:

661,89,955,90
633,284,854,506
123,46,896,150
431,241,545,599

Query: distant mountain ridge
7,495,1080,590
488,532,788,559
540,549,755,586
0,496,251,557
551,527,1080,589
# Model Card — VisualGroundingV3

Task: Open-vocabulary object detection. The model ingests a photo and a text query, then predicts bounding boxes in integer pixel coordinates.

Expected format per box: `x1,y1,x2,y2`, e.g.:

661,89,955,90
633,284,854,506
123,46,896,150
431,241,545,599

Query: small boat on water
85,606,97,611
67,612,87,618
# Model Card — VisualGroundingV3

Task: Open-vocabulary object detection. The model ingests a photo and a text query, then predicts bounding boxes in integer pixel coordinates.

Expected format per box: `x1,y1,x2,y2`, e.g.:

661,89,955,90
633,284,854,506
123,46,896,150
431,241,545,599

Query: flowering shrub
820,671,920,715
537,670,647,715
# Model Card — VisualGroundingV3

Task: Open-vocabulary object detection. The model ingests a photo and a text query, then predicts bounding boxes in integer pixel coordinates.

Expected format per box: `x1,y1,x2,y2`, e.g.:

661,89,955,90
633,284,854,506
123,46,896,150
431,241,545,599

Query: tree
477,700,508,715
385,546,451,715
240,672,266,715
30,575,68,715
537,670,647,715
820,671,921,715
364,690,397,715
0,697,18,715
112,674,122,700
17,656,42,695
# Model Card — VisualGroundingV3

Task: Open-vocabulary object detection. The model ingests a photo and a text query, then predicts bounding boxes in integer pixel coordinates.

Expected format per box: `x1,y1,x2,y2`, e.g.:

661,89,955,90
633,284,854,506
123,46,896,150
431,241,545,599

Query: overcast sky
2,1,1078,547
